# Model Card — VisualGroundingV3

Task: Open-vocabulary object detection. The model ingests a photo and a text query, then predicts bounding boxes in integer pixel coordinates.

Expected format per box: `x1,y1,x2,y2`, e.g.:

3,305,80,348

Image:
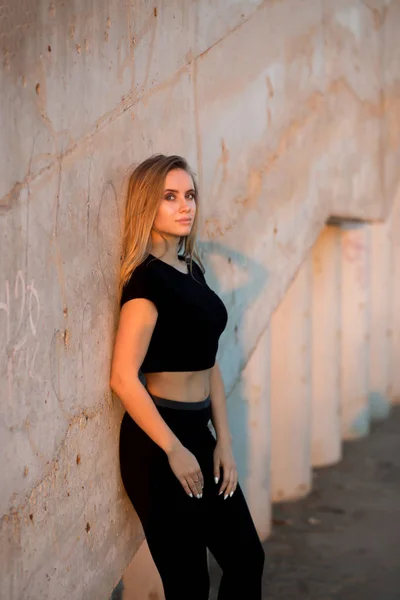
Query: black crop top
120,254,228,373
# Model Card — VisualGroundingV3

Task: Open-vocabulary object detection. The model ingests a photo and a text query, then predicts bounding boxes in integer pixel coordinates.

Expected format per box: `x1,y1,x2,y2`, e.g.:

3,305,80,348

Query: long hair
119,154,205,300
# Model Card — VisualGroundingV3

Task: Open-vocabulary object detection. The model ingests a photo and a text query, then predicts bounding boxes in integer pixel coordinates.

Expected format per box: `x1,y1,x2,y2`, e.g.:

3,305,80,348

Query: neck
150,239,182,264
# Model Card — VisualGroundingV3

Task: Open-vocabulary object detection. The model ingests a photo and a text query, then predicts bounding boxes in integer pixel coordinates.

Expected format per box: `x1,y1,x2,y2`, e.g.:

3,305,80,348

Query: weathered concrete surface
210,406,400,599
339,224,370,440
311,226,341,467
389,189,400,404
0,0,264,207
1,0,400,598
369,219,392,420
270,256,312,502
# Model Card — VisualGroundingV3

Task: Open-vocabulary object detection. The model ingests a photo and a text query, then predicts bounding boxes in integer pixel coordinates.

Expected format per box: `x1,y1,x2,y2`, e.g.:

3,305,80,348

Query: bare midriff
144,369,211,403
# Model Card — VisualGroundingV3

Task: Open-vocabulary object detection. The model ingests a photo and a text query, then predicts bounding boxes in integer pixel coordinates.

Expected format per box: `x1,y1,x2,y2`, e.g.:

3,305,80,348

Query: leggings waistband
147,390,211,411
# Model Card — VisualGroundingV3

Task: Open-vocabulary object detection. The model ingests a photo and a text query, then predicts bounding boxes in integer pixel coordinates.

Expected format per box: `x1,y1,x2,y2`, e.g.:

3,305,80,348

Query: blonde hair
119,154,205,300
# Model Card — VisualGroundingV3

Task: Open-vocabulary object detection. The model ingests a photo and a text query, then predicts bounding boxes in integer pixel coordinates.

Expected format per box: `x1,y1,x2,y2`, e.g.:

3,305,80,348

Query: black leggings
119,391,265,599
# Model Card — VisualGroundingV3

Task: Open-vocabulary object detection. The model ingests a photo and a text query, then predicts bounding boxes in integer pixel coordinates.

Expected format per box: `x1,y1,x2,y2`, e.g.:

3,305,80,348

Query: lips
177,219,192,223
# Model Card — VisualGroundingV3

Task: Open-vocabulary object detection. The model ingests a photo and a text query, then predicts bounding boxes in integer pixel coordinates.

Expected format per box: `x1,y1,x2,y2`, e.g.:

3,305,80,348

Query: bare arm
110,298,180,455
209,360,237,498
110,297,204,498
209,360,232,444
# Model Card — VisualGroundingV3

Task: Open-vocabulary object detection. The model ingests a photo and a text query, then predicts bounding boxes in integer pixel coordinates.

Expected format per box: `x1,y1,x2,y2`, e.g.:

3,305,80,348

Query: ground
209,406,400,600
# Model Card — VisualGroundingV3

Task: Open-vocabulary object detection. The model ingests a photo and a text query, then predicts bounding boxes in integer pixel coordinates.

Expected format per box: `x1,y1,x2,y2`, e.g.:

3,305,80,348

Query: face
152,168,196,239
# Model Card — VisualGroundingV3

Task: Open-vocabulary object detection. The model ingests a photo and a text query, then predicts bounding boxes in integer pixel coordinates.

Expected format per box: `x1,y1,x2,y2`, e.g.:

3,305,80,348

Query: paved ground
209,406,400,599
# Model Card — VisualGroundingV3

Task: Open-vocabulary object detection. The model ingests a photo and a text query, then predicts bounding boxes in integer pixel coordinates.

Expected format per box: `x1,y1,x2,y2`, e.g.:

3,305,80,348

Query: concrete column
311,226,341,467
389,189,400,404
339,223,370,439
226,324,271,541
270,257,312,502
241,324,271,541
369,221,391,419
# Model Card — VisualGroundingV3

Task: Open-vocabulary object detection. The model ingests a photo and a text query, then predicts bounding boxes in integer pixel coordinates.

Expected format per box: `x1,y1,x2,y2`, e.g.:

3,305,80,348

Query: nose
179,197,192,212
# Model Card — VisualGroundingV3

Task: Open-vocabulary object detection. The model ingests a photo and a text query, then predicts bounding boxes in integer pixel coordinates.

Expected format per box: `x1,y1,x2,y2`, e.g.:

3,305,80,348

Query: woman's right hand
166,442,204,498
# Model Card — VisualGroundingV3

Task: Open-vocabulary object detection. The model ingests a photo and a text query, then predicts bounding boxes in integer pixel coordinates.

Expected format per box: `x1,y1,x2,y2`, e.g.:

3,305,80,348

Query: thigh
197,430,265,571
204,482,265,573
144,494,210,600
120,413,210,600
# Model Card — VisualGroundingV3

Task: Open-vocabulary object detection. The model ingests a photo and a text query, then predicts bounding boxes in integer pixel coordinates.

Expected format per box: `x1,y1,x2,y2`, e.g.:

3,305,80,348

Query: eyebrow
164,188,196,194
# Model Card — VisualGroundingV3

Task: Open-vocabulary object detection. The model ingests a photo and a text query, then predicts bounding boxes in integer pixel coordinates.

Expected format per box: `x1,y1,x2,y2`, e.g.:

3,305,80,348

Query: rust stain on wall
265,76,274,98
204,67,391,242
362,2,389,30
383,90,400,150
284,26,318,74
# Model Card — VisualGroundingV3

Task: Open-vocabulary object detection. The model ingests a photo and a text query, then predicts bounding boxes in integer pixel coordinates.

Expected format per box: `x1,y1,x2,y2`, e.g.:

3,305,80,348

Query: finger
187,474,203,498
230,472,238,497
186,477,200,498
219,474,229,496
227,470,238,497
224,472,235,499
197,470,204,489
193,469,204,494
231,471,238,496
180,477,194,498
214,460,221,484
224,475,233,499
218,469,230,497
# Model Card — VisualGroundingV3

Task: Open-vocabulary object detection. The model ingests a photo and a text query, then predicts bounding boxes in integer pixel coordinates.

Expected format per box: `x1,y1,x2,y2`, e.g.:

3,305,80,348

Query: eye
164,192,196,201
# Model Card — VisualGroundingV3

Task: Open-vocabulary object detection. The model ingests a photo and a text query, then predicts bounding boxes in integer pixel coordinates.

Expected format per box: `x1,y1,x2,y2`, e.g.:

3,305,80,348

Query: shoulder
120,257,158,309
123,256,154,287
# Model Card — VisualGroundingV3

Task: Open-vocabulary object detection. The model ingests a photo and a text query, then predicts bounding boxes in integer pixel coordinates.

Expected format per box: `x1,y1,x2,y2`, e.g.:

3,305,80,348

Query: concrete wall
1,1,399,599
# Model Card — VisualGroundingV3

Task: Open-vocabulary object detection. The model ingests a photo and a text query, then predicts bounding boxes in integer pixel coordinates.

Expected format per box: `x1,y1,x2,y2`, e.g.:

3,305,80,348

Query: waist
147,390,211,411
149,390,212,433
122,389,212,438
144,369,211,403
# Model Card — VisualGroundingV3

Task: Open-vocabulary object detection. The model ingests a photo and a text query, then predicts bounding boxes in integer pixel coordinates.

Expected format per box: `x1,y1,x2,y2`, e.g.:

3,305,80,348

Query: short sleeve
120,266,158,309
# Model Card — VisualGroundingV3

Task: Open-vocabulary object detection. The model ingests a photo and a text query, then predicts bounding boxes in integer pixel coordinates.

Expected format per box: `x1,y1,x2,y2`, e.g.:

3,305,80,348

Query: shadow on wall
195,241,269,493
368,391,391,421
110,578,124,600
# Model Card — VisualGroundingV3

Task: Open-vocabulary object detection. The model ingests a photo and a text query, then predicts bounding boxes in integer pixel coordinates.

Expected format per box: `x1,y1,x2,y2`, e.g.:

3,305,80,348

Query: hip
119,392,216,463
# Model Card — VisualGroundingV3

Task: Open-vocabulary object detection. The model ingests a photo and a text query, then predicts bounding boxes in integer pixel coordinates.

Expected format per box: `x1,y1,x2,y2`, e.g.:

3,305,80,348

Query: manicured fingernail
189,493,193,498
214,477,219,484
224,494,228,500
230,491,234,497
219,490,223,495
197,493,202,499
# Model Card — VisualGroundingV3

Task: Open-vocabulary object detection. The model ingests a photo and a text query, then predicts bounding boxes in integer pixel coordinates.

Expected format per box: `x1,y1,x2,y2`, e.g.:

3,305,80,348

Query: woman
110,154,265,599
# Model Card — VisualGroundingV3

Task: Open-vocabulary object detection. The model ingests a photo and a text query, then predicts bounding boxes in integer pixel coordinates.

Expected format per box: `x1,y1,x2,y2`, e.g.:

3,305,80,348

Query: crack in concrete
0,0,278,212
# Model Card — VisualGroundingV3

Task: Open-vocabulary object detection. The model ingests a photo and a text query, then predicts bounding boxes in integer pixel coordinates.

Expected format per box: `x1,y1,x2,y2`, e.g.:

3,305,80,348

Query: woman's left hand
213,439,238,500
